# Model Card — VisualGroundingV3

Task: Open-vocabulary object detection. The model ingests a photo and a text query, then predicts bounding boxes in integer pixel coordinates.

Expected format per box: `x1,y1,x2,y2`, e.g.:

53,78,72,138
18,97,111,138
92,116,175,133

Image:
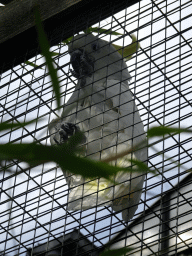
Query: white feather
49,33,147,222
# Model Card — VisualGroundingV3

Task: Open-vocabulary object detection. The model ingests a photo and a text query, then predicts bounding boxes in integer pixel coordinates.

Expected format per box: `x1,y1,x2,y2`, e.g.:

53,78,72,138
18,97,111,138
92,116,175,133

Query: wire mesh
0,0,192,255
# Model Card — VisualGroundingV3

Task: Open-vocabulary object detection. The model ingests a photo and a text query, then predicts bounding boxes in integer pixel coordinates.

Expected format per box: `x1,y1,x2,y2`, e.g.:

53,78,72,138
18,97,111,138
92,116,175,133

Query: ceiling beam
0,0,139,73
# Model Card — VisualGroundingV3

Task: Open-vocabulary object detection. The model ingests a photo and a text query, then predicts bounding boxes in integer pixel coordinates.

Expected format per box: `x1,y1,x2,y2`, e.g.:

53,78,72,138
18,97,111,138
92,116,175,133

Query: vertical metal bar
160,194,170,256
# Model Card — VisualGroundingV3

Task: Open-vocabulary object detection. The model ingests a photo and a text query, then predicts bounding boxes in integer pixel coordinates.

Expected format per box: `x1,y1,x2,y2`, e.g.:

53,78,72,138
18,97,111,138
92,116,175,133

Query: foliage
34,5,61,109
99,247,133,256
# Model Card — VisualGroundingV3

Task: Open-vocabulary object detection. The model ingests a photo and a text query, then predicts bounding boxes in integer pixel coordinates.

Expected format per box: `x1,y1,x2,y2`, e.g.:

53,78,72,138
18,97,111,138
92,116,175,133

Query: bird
48,33,147,222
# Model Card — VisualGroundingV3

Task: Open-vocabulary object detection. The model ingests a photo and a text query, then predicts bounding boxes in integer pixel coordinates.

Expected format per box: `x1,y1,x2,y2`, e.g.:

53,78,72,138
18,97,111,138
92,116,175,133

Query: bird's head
68,33,131,86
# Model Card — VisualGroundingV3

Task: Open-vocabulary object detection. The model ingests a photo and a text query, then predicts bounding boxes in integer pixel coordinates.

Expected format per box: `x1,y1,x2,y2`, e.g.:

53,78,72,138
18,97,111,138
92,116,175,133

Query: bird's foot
70,69,80,79
53,122,86,145
53,122,79,145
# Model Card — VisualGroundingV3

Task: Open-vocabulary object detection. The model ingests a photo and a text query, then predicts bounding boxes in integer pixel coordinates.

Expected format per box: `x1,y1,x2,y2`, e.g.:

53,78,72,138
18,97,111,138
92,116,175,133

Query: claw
80,55,87,64
53,137,60,145
61,123,74,136
70,69,80,78
53,122,86,146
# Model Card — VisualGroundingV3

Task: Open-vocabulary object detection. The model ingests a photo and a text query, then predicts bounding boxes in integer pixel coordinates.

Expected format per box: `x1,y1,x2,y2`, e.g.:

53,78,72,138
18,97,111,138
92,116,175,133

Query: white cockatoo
48,33,147,222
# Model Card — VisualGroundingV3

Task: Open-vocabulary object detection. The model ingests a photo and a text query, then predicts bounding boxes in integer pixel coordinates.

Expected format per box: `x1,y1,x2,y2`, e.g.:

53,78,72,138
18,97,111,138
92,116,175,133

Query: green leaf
62,36,73,45
147,126,192,138
50,52,59,56
33,5,61,109
131,159,156,175
0,119,40,132
84,27,122,36
62,27,122,46
25,60,42,69
0,139,141,180
100,247,133,256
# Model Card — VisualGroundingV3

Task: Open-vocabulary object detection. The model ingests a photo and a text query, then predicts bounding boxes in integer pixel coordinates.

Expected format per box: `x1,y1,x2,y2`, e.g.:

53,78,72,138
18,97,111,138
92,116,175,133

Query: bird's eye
92,43,99,51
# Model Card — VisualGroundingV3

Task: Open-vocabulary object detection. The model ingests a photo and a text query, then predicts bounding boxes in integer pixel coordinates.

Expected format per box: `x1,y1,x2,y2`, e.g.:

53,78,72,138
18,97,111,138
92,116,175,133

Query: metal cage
0,0,192,255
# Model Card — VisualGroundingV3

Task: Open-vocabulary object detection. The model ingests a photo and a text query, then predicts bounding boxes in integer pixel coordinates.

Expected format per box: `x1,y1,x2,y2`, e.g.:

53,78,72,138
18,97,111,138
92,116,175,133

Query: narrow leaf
50,52,59,56
131,159,156,175
63,27,121,46
25,60,42,69
62,36,73,46
0,119,41,132
0,142,142,180
100,247,133,256
147,126,192,138
33,5,61,109
84,27,122,36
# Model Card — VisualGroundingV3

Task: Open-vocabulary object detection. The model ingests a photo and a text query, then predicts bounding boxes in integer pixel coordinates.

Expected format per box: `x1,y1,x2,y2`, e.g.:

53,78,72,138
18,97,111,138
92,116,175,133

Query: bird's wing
105,79,147,162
